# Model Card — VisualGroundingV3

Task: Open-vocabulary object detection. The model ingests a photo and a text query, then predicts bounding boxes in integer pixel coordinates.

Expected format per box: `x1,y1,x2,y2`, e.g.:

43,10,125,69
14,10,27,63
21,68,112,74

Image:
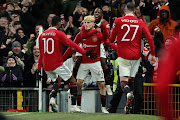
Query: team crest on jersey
92,36,98,42
82,38,86,41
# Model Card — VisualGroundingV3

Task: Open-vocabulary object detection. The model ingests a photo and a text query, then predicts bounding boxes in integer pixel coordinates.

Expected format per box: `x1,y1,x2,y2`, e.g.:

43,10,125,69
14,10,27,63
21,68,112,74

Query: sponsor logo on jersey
92,36,98,42
82,43,97,48
82,39,86,41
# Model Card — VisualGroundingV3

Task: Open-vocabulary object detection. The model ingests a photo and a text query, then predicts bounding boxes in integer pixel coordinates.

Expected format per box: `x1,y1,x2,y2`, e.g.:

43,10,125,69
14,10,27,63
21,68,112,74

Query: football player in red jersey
74,8,114,96
109,2,156,113
38,16,96,113
157,32,180,120
63,15,117,113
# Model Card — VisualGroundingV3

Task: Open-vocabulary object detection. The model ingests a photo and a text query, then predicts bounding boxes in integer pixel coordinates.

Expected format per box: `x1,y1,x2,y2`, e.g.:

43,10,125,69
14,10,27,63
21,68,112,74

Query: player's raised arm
109,19,118,42
61,32,97,60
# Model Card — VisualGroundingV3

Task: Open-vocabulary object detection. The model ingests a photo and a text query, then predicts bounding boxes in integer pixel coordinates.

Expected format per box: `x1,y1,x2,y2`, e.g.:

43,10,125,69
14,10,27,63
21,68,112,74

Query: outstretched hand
86,49,97,60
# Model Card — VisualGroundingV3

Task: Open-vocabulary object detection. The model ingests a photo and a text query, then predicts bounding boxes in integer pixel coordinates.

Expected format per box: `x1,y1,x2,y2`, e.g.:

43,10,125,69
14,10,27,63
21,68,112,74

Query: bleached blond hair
84,15,95,22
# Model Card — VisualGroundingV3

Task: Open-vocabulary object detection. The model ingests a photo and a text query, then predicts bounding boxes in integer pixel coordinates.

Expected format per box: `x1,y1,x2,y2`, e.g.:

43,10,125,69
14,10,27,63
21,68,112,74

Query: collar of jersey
48,27,57,30
125,13,135,16
96,21,101,27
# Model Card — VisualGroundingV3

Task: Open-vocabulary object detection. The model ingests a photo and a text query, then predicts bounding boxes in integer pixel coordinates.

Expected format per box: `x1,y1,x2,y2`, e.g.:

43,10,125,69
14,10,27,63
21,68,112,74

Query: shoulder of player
95,32,103,39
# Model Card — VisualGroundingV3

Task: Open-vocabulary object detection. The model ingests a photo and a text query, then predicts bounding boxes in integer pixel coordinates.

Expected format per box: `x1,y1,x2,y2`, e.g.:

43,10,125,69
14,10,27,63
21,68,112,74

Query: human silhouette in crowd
23,42,48,88
0,54,23,87
148,5,178,42
0,2,15,22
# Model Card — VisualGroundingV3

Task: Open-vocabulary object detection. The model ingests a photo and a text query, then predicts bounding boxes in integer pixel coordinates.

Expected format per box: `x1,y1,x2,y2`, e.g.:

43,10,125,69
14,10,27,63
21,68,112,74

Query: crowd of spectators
0,0,180,88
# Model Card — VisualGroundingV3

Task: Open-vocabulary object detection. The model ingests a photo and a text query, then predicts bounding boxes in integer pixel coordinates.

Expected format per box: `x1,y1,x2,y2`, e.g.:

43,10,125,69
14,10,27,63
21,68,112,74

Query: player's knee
97,81,105,90
100,58,107,69
77,79,83,88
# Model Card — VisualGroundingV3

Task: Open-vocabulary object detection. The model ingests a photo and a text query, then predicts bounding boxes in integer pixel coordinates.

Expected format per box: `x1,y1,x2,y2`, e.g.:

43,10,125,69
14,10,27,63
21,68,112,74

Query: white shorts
75,43,106,58
118,57,141,77
45,63,72,82
77,61,104,82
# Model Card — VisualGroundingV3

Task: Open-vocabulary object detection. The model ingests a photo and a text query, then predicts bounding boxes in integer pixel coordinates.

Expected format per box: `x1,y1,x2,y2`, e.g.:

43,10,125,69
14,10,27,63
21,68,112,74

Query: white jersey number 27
42,38,54,54
121,24,139,41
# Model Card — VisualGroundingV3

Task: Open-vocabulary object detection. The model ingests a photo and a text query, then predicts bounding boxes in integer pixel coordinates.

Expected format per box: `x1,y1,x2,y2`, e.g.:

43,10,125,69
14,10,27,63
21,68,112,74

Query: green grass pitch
1,112,161,120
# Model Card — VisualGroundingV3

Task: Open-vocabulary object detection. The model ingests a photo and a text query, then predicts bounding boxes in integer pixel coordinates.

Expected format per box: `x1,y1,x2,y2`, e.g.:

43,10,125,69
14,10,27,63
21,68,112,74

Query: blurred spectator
102,4,116,28
16,27,28,45
170,0,180,21
0,2,15,22
13,21,22,30
72,6,87,28
139,0,157,23
61,0,80,20
0,54,23,87
25,23,44,56
0,17,8,48
11,41,26,68
44,13,56,29
94,0,106,8
9,10,20,25
134,6,144,22
139,0,153,25
153,26,164,56
111,0,126,18
24,42,48,88
20,2,37,37
148,5,178,42
64,16,77,36
81,0,94,12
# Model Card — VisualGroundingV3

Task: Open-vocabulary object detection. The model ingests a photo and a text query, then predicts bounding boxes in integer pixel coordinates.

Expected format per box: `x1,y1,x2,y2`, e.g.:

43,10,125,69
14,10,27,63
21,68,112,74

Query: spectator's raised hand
29,34,35,42
13,3,21,11
0,43,6,49
101,19,106,25
32,63,38,72
9,24,16,35
6,39,11,45
22,6,28,13
154,26,161,33
139,2,145,7
15,56,22,66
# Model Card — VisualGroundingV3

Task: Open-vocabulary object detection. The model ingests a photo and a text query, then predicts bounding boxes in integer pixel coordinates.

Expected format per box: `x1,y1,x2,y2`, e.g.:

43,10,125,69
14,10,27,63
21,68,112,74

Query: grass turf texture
1,112,161,120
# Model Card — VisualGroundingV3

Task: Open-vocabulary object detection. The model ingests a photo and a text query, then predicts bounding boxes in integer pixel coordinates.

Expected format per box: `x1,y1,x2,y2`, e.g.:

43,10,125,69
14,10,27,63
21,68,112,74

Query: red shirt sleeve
104,39,117,52
101,22,109,40
63,33,82,61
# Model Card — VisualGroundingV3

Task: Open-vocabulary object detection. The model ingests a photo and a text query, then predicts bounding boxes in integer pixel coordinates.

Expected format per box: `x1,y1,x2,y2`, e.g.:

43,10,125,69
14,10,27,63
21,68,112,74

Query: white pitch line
6,113,30,116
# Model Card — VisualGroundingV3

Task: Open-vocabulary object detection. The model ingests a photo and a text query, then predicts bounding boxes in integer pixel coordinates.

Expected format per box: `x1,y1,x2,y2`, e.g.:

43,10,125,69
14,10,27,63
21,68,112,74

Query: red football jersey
63,32,106,63
157,36,180,120
81,19,110,40
109,14,155,60
38,27,86,71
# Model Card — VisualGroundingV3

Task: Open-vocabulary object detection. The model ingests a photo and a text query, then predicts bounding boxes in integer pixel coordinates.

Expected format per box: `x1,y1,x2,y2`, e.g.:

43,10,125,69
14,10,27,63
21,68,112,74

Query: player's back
39,27,65,71
114,15,146,60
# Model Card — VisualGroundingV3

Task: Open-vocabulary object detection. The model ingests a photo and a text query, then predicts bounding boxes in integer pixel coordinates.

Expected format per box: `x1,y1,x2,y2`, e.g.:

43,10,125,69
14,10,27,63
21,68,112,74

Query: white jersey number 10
42,38,54,54
121,24,139,41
